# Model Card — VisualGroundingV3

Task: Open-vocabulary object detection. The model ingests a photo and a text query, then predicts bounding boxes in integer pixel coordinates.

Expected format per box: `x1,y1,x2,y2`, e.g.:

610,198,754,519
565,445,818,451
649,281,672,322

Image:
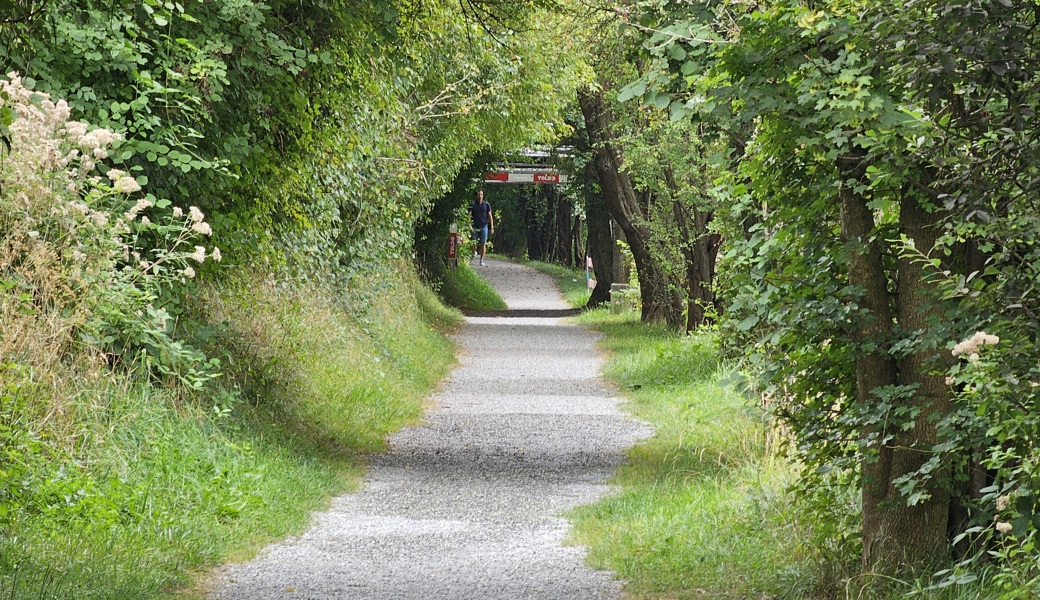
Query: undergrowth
527,266,1005,600
0,266,461,599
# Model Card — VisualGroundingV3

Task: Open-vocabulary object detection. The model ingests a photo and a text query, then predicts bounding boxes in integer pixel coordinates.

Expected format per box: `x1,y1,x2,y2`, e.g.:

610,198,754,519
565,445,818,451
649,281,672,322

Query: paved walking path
210,258,649,600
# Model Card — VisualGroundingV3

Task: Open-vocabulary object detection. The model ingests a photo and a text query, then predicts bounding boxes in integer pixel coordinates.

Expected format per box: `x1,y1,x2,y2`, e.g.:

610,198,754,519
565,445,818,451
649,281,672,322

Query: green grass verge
565,313,812,599
522,260,593,308
0,265,460,600
432,260,506,311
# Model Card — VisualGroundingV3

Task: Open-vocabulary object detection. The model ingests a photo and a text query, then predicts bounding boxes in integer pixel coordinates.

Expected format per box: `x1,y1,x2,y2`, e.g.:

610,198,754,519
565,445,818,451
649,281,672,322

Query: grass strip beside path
567,312,812,599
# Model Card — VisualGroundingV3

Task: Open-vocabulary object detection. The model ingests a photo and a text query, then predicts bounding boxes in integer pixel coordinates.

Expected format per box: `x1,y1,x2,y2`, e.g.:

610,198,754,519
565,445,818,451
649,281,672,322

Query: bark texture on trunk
839,151,952,573
578,86,684,327
673,201,720,331
888,189,952,571
837,151,899,571
584,182,615,308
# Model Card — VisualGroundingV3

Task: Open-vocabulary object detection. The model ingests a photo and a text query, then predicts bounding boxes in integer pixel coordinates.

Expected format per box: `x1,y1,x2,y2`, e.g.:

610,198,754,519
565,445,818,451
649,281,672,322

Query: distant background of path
210,258,649,599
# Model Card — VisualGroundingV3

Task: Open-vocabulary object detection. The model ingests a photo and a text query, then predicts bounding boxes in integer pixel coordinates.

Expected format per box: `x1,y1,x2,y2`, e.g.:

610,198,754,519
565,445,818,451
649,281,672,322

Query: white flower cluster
187,205,212,235
1,72,127,193
951,331,1000,361
2,71,222,292
107,168,142,195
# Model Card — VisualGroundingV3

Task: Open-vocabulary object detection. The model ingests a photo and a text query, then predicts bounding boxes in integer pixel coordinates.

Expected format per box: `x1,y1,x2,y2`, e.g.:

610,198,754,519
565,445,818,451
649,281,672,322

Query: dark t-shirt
470,200,492,228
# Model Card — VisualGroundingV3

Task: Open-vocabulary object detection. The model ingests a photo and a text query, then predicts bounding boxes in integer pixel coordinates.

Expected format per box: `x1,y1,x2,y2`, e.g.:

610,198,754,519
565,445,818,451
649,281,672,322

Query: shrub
0,72,220,392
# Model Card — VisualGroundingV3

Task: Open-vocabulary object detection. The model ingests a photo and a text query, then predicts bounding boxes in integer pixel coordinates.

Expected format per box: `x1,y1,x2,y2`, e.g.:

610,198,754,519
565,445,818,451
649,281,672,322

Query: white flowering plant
0,72,221,388
944,330,1040,537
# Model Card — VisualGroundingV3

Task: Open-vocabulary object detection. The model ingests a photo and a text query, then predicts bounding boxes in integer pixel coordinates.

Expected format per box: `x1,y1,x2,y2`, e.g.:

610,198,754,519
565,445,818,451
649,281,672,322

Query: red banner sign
482,170,568,184
448,232,458,259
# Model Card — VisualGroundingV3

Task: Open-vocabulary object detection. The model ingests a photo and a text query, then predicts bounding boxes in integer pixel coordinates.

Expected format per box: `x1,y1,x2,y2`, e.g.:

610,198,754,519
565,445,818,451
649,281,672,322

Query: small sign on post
448,224,459,270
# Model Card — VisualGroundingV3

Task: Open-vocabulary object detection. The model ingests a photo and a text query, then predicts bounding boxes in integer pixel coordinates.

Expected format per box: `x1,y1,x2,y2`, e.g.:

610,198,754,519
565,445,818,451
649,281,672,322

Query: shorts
472,225,488,245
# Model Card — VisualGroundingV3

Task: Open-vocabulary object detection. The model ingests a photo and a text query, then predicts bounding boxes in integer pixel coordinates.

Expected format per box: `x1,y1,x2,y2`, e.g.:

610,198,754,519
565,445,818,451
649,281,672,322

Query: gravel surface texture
210,258,650,600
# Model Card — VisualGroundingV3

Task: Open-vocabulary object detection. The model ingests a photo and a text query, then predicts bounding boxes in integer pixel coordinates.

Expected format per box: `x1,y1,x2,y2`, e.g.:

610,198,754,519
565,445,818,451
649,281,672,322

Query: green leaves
616,79,646,103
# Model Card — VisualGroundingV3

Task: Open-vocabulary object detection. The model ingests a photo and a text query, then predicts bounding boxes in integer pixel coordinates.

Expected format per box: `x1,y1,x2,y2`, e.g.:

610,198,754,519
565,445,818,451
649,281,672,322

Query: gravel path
210,258,650,600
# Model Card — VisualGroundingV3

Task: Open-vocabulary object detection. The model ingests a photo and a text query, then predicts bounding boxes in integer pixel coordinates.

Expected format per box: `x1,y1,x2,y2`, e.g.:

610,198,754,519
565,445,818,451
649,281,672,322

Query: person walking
468,189,494,266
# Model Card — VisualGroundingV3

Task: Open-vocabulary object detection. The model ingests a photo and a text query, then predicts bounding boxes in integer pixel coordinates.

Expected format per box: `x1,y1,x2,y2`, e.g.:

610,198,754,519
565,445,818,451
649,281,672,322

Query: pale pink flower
182,266,196,278
996,521,1013,534
188,206,204,223
211,247,222,262
191,221,212,236
192,246,207,263
65,121,88,142
952,331,1000,358
133,198,151,214
114,177,141,194
172,206,184,218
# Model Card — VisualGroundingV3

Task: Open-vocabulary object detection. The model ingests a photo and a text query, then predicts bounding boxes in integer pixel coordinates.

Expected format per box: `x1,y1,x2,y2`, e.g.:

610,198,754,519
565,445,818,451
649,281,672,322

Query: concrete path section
210,258,650,600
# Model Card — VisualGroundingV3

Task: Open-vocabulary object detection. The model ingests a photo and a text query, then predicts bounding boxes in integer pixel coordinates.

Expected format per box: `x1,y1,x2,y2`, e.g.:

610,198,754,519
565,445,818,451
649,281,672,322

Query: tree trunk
578,86,684,327
837,150,899,571
584,177,615,308
520,187,546,261
673,201,720,330
555,186,573,265
572,216,584,269
889,187,952,571
839,150,951,574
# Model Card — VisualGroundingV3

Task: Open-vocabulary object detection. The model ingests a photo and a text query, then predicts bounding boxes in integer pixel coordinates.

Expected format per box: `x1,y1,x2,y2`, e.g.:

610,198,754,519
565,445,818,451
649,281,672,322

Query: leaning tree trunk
839,150,951,574
578,86,684,327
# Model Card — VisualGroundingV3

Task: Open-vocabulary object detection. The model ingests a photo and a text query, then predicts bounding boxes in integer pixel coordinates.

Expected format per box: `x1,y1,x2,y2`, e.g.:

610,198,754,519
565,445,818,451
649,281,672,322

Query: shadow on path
463,308,582,318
